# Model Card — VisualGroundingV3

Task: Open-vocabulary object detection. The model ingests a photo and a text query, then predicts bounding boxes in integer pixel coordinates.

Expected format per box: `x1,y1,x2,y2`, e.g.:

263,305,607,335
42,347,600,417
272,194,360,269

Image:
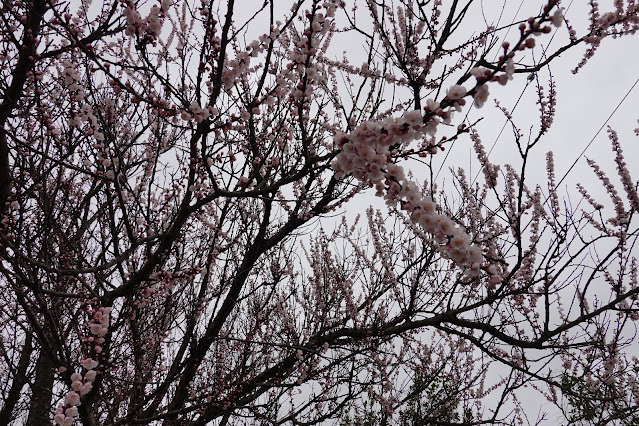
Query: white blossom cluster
54,307,111,425
331,108,492,278
61,60,84,101
71,101,117,178
180,101,215,123
331,109,437,185
122,0,169,38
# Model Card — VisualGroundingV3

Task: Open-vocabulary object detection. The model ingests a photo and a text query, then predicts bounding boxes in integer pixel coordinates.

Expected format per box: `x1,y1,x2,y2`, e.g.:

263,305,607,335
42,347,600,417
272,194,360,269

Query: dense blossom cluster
54,307,111,425
471,128,500,188
572,1,639,72
331,107,489,278
181,101,212,123
3,0,639,424
60,60,84,101
331,3,567,282
122,0,169,39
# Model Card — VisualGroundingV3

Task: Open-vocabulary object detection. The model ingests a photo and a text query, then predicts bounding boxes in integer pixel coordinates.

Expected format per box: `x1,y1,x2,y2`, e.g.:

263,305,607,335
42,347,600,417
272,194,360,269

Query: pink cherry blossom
1,1,637,425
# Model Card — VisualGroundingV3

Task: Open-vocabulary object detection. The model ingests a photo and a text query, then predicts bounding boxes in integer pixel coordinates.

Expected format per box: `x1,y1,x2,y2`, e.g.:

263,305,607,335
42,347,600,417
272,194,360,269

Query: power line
556,73,639,188
475,0,578,183
434,0,525,181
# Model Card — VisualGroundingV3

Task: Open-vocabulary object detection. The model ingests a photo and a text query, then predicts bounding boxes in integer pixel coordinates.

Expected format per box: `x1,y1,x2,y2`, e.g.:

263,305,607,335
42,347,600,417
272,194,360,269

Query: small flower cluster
468,57,514,108
144,4,163,37
53,403,79,426
470,128,500,188
180,102,214,123
122,3,142,37
408,195,485,272
61,60,85,101
122,0,169,39
220,40,266,89
610,128,639,213
72,101,117,178
88,306,111,343
468,3,563,107
74,103,98,129
54,307,111,425
57,90,119,180
551,8,564,28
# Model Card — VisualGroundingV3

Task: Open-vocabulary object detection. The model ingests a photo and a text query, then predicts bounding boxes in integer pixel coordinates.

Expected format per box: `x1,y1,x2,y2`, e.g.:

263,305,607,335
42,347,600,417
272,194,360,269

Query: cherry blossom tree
1,0,638,424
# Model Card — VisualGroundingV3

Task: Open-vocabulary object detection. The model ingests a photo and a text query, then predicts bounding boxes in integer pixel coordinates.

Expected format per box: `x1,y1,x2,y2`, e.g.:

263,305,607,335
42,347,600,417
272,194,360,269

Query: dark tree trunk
0,334,33,426
25,347,54,426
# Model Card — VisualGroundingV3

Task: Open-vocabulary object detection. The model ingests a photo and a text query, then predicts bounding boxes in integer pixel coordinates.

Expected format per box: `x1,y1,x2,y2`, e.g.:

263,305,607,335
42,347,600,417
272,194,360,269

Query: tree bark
0,0,47,213
0,334,33,426
25,347,54,426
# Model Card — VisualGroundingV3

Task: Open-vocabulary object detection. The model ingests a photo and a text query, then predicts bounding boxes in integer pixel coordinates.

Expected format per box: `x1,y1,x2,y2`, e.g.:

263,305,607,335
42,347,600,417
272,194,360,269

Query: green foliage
339,371,476,425
561,373,639,425
562,374,599,423
339,399,386,426
399,374,475,425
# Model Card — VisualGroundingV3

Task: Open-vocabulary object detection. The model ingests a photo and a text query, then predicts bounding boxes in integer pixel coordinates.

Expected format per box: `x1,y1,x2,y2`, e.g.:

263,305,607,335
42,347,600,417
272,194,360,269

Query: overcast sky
228,1,639,421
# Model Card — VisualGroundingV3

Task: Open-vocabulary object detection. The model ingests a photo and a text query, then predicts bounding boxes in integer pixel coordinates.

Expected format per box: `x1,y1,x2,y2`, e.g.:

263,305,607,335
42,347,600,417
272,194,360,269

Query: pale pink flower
65,391,81,406
79,382,93,396
403,109,422,126
505,58,515,80
473,85,490,108
81,358,99,370
489,275,501,285
552,9,563,27
470,67,489,79
446,84,467,100
449,248,467,264
467,246,483,263
426,98,440,112
450,234,470,249
84,370,97,382
89,323,103,335
435,215,454,234
418,213,437,233
420,198,436,214
410,208,424,222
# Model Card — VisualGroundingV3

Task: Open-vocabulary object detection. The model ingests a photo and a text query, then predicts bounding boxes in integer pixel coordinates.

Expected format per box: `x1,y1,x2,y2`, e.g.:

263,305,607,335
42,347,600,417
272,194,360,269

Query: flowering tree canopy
1,0,639,424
